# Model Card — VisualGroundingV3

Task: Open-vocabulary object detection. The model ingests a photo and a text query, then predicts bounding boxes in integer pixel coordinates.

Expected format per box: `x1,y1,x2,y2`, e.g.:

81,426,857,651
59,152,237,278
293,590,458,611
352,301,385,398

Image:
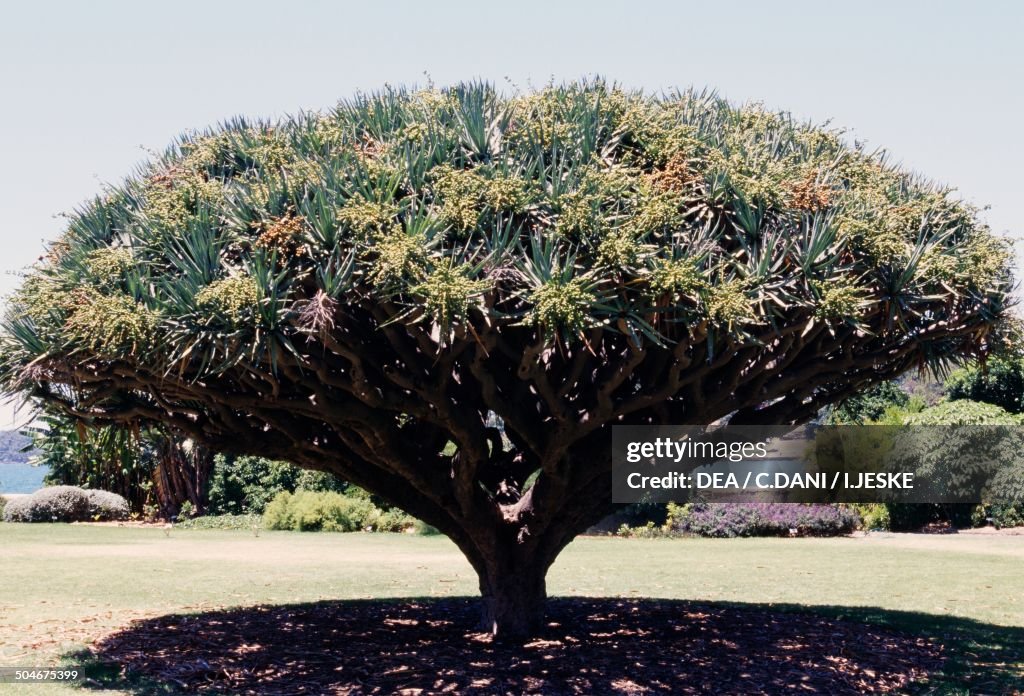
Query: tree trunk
478,562,548,639
468,464,611,640
151,434,214,518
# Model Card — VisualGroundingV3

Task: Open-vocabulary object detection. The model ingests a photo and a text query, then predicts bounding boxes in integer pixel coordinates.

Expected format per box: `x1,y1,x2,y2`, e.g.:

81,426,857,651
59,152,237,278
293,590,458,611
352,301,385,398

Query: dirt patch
854,531,1024,558
0,603,230,665
0,609,161,662
69,520,171,528
84,598,941,695
956,526,1024,536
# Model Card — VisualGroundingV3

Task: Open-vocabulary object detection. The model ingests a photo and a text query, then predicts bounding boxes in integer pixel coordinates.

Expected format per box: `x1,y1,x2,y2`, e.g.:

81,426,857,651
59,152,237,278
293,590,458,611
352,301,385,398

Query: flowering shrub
85,489,131,521
666,502,858,538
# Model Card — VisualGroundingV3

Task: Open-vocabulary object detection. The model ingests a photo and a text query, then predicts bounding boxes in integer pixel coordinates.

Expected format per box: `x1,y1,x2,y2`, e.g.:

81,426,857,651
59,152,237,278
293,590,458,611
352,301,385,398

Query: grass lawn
0,524,1021,694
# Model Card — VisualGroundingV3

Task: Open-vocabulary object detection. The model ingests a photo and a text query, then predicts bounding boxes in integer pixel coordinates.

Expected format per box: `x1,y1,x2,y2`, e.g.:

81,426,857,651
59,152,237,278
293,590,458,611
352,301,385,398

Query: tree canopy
0,80,1013,636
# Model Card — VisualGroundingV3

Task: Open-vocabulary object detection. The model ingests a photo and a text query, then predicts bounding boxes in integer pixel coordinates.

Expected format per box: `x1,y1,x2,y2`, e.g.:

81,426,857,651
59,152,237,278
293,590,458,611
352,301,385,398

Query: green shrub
86,489,131,520
885,503,976,531
302,493,373,532
946,356,1024,414
971,502,1024,529
617,502,668,527
5,486,89,522
262,490,382,532
290,491,338,532
0,496,6,519
262,491,295,530
617,521,670,538
295,469,347,494
206,455,302,515
2,486,129,522
666,502,858,538
875,503,933,531
850,503,891,531
3,497,30,522
261,488,420,533
375,508,416,532
413,519,441,536
991,503,1024,529
828,381,910,424
207,455,350,515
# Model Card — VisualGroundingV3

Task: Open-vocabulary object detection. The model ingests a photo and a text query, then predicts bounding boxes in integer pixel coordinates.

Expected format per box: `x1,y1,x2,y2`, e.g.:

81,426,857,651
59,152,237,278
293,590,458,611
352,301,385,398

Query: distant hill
0,430,36,463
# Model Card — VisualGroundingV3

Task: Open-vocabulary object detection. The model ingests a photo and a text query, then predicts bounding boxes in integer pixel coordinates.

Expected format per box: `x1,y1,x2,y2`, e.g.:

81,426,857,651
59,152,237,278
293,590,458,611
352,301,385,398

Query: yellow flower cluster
411,259,490,327
649,259,705,298
367,230,426,287
431,166,528,232
706,281,751,328
597,232,641,268
337,197,399,238
554,165,635,237
85,248,135,284
527,277,596,337
66,291,160,354
195,276,260,324
812,281,864,321
255,214,306,255
142,173,224,230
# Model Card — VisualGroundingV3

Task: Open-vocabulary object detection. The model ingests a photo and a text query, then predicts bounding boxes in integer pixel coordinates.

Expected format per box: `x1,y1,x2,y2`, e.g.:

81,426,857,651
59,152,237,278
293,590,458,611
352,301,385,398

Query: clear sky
0,0,1021,426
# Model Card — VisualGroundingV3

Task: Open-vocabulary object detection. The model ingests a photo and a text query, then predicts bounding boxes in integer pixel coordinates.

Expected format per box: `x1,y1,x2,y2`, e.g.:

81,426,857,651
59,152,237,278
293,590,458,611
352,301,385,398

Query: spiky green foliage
0,80,1013,636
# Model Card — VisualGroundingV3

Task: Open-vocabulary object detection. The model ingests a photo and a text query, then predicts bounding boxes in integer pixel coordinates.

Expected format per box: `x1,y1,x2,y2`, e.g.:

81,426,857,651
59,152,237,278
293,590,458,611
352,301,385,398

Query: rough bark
459,459,612,638
478,560,549,639
151,435,214,517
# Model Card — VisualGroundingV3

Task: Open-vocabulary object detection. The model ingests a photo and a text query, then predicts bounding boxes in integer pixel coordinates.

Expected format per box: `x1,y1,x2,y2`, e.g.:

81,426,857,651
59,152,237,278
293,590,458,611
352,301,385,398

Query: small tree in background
31,411,211,516
887,400,1024,529
206,453,347,515
0,81,1013,636
946,356,1024,414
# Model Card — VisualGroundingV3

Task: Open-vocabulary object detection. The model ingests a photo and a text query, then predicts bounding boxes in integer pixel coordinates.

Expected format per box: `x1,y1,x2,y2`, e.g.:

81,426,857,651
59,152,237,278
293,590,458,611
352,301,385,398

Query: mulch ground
86,598,942,695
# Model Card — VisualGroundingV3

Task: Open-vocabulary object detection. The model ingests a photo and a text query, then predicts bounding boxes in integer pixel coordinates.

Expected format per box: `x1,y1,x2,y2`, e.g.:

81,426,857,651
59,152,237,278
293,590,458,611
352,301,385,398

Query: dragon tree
0,81,1013,636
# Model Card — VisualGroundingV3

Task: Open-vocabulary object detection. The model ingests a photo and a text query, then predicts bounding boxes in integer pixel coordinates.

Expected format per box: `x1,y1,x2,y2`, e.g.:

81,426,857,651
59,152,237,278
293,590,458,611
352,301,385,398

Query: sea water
0,462,48,494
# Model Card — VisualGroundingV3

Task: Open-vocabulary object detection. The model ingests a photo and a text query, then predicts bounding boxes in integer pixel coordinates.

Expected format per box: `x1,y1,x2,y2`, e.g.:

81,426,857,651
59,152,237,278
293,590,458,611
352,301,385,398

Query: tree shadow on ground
67,597,1023,695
